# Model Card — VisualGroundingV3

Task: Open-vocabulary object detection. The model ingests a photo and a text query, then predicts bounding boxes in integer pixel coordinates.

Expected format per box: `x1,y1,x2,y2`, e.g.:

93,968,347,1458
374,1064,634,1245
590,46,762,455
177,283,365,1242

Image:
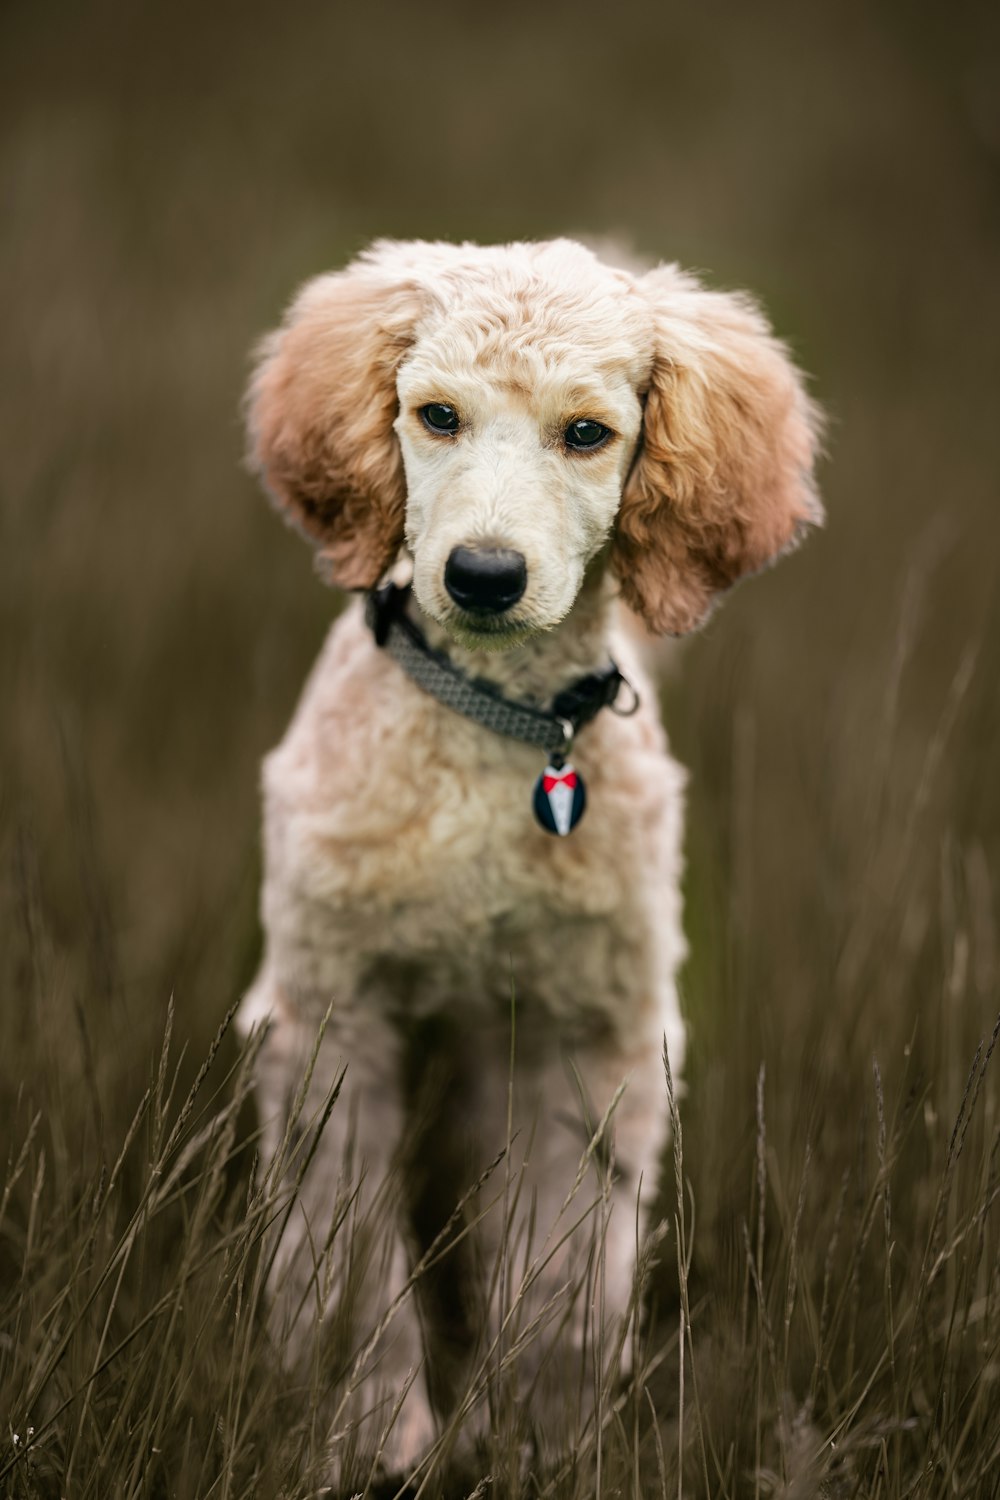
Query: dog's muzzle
444,546,527,614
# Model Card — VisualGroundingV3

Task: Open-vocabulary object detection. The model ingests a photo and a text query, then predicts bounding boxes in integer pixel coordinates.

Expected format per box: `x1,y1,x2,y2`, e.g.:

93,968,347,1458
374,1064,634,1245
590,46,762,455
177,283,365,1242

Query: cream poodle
237,237,822,1480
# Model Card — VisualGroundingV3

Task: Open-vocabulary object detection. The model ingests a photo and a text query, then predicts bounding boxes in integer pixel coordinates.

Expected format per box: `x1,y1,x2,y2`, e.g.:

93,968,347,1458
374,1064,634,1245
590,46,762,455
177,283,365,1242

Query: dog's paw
324,1378,437,1495
375,1385,438,1480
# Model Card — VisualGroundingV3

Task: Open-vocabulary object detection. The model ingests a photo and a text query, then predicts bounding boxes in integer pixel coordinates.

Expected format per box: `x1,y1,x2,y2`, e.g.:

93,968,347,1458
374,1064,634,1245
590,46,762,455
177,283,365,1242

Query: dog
236,237,822,1481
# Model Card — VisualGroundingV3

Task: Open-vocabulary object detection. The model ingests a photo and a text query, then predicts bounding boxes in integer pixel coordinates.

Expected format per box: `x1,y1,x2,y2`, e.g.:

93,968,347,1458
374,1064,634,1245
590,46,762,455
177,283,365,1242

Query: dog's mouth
438,606,541,652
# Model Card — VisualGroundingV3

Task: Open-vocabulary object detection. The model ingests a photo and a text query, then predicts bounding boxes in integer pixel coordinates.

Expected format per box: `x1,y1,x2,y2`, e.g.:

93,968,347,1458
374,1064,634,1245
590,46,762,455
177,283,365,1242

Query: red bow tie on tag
533,758,587,835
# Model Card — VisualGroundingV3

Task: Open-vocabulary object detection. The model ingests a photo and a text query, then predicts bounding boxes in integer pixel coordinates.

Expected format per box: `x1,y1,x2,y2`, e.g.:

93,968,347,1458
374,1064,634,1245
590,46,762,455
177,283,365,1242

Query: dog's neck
410,563,618,709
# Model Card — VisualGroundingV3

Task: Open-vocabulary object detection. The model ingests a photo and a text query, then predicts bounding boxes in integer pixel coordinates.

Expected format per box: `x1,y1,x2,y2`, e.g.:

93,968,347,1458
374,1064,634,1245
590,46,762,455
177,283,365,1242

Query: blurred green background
2,0,999,1393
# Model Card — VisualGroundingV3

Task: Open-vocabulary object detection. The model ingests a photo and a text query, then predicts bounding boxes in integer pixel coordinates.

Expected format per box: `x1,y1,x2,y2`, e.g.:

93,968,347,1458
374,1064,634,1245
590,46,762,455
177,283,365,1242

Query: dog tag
533,758,587,836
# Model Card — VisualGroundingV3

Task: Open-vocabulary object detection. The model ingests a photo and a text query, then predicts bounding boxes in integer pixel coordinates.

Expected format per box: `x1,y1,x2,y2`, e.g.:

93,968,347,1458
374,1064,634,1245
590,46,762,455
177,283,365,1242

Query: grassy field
2,0,1000,1493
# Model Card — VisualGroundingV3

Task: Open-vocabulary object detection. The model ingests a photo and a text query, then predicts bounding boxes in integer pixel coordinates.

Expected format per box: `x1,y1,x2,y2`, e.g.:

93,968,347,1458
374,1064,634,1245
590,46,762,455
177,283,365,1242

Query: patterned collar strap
366,581,636,757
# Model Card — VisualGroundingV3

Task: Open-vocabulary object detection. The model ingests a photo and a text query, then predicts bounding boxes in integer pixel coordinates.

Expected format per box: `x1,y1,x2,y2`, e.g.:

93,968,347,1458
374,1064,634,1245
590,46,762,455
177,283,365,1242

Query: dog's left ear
612,265,824,635
245,247,425,589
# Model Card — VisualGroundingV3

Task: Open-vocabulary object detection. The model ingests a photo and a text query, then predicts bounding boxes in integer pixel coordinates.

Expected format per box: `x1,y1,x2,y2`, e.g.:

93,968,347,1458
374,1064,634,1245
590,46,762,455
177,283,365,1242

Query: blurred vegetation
2,0,1000,1493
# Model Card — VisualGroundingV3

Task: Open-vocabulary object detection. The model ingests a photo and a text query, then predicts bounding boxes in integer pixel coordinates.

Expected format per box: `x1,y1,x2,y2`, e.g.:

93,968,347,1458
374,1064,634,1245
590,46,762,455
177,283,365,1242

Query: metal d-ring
610,672,641,717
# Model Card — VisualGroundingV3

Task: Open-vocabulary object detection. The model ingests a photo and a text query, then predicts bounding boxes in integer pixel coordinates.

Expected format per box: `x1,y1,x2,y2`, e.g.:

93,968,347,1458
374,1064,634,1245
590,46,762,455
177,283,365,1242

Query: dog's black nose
444,546,527,613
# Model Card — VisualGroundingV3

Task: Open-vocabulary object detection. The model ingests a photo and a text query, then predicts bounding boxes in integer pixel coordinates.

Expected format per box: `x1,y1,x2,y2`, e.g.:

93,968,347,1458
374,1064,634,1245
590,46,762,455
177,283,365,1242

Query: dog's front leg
459,1035,670,1464
248,987,436,1481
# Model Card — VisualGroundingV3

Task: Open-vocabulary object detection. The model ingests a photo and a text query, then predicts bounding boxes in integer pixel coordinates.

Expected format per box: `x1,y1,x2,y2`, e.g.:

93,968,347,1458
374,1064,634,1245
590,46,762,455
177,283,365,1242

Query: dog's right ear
612,265,823,635
245,249,424,589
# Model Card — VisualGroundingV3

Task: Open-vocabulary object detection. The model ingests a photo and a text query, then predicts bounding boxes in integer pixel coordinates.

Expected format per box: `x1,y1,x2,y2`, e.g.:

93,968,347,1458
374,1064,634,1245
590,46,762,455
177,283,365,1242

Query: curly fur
615,265,823,634
238,237,822,1479
247,263,422,586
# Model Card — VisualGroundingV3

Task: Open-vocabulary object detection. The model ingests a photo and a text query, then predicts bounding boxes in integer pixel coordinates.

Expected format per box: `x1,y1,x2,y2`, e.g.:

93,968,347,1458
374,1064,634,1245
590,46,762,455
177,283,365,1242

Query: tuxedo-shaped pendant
533,755,587,836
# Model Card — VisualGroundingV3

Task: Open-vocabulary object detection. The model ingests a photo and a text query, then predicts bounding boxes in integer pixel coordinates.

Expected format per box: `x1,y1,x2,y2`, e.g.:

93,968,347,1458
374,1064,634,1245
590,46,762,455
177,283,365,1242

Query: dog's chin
438,609,543,653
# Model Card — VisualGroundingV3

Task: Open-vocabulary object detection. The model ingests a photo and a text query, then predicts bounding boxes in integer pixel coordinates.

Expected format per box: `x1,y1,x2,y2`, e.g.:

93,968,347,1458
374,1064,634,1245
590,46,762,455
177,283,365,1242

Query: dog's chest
270,706,629,927
260,615,682,1018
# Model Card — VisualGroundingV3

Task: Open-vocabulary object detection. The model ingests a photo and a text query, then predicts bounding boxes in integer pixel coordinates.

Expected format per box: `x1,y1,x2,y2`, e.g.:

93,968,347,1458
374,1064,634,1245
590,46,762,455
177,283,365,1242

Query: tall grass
2,836,999,1496
0,984,659,1498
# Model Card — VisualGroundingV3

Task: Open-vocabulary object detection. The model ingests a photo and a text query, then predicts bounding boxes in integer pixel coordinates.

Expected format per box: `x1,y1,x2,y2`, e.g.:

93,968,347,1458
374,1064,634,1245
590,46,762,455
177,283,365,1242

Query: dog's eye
564,419,612,451
420,403,460,435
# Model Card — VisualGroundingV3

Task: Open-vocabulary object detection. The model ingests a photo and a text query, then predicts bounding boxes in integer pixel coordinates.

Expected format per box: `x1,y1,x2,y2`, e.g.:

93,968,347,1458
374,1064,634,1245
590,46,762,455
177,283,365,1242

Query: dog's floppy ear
613,265,823,635
246,248,424,589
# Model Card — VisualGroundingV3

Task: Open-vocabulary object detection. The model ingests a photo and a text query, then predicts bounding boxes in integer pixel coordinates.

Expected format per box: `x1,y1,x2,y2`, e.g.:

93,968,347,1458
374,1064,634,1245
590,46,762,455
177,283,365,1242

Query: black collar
367,581,637,756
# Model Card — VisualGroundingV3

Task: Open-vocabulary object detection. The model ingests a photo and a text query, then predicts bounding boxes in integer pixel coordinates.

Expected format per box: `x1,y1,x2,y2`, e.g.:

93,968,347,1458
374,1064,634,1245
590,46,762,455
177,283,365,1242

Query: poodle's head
246,238,822,645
